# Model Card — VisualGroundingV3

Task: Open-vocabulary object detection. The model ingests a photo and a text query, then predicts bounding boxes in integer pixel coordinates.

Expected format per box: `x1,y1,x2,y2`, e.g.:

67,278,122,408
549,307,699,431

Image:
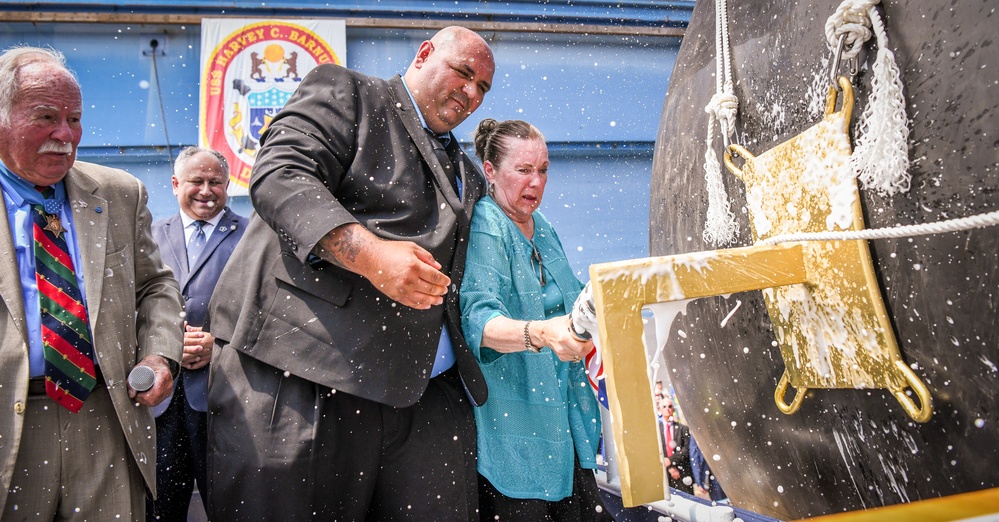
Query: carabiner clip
829,33,847,90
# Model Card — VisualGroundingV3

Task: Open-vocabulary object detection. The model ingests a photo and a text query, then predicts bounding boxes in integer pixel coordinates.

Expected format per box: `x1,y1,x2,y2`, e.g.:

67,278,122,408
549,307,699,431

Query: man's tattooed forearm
335,227,363,263
315,224,369,269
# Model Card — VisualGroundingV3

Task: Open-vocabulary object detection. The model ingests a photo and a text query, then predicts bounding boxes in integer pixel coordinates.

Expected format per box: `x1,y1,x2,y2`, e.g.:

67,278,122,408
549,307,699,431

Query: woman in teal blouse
461,119,611,521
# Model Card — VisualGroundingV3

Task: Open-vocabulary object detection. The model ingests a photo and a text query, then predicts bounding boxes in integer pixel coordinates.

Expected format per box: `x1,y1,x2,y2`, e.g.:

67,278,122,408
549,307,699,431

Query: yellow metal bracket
590,78,931,507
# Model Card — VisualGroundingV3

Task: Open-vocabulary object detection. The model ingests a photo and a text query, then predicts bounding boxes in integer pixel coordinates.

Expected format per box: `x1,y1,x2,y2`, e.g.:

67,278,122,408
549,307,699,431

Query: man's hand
128,354,174,406
361,239,450,309
316,224,449,310
182,322,214,370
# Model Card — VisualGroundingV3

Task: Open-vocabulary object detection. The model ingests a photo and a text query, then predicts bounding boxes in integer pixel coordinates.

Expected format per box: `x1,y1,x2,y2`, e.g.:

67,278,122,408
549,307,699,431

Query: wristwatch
163,356,181,379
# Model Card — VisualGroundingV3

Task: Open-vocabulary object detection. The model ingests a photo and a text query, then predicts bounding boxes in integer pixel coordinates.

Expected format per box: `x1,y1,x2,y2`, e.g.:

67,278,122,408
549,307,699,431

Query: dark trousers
208,347,479,521
478,458,614,522
147,376,209,522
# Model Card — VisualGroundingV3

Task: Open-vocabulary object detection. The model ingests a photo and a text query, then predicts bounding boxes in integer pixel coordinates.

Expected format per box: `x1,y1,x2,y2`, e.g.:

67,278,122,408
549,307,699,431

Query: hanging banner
199,18,346,195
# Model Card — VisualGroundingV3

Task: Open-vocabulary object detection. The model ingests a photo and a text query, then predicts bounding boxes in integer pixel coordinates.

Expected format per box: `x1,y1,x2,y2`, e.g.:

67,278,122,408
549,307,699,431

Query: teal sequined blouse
460,196,602,501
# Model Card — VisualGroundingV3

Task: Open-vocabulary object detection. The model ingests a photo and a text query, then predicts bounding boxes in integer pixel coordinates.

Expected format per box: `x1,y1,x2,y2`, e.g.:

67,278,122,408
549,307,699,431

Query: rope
702,0,740,246
824,0,877,61
826,0,911,196
757,209,999,246
850,6,911,195
699,0,913,246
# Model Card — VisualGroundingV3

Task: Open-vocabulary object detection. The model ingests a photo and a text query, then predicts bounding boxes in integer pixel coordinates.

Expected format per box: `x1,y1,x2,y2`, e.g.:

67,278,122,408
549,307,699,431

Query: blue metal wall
0,1,687,278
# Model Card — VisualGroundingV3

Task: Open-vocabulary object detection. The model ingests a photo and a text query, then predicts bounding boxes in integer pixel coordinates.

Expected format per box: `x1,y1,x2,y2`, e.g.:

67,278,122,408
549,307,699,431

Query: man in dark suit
660,397,694,494
206,26,495,520
148,147,245,521
0,46,183,519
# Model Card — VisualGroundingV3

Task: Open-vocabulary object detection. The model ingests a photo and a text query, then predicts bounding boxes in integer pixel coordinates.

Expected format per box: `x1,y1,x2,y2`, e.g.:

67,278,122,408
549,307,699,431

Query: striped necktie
33,188,96,412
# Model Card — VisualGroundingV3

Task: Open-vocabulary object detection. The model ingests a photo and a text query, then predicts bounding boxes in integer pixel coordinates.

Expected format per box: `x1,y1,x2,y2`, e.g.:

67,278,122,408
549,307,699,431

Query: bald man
207,26,496,520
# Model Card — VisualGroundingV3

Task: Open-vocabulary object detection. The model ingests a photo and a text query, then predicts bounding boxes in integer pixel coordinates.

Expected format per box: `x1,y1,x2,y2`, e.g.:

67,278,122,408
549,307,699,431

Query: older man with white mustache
38,141,74,155
0,46,184,520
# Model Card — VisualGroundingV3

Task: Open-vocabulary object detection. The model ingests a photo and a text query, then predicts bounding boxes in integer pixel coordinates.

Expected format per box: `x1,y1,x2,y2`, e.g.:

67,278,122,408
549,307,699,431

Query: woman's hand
530,315,593,363
480,315,593,362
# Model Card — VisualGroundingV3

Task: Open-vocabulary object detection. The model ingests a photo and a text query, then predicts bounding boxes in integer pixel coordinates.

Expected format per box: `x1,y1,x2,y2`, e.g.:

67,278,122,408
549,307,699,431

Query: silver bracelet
523,321,540,353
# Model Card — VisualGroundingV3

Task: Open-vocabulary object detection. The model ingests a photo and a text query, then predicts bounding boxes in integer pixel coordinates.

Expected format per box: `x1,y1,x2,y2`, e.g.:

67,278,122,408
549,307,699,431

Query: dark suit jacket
152,208,245,413
661,417,693,493
208,64,488,408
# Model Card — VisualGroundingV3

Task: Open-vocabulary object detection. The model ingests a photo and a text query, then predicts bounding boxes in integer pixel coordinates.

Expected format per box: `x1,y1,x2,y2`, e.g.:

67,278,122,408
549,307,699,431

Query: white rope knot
706,89,739,138
703,85,740,245
701,0,740,247
825,0,878,59
826,0,911,196
702,86,740,246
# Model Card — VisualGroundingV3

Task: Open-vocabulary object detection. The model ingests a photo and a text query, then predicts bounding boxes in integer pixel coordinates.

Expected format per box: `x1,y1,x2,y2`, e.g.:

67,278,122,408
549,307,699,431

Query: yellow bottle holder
589,78,930,507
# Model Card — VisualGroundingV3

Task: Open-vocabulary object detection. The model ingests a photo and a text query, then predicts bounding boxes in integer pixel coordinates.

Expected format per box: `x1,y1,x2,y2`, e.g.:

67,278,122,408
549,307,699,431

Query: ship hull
650,1,999,518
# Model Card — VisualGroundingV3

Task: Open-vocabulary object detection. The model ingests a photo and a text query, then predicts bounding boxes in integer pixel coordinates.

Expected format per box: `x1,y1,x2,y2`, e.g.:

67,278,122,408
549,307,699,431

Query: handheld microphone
127,365,155,392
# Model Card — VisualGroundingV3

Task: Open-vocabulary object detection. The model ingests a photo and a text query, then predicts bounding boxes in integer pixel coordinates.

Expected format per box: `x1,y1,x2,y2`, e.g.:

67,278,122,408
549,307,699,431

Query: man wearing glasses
660,397,694,494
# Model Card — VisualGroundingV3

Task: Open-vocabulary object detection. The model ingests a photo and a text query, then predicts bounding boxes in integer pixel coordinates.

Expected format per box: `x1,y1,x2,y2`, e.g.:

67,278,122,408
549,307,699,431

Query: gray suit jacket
209,64,487,408
152,208,245,414
0,162,184,508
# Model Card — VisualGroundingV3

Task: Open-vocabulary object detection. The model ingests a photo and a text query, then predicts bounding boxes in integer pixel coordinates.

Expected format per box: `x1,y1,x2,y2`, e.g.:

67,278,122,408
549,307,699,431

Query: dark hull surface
650,1,998,519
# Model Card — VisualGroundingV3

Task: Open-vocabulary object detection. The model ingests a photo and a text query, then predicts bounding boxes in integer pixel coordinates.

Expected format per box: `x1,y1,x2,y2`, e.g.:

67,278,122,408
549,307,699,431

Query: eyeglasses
530,241,546,287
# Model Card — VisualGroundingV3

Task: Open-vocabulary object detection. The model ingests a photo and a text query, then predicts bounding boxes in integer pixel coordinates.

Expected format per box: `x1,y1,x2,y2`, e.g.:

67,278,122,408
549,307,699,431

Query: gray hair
173,146,230,179
0,46,78,126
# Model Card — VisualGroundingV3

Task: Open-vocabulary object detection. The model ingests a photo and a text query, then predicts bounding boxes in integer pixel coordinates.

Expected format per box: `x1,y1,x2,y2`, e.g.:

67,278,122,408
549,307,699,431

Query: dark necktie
33,187,96,412
187,220,208,269
426,129,461,198
424,131,460,375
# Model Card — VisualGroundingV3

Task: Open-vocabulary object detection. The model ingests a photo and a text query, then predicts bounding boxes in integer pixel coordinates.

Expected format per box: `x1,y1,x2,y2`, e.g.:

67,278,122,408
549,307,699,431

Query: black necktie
426,129,461,197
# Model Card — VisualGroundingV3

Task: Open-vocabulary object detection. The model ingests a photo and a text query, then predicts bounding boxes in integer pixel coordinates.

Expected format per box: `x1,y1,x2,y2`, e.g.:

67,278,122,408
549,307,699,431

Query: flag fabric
585,340,608,408
200,18,346,195
573,281,608,407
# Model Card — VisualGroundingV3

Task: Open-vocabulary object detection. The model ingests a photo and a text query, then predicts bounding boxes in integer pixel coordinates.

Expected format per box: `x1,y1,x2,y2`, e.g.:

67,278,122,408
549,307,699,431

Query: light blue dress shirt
401,76,456,377
179,211,223,244
0,162,88,377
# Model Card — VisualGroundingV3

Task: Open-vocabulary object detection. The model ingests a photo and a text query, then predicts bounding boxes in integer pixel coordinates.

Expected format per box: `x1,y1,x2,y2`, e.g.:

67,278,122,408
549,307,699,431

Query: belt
28,377,46,396
28,367,104,396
